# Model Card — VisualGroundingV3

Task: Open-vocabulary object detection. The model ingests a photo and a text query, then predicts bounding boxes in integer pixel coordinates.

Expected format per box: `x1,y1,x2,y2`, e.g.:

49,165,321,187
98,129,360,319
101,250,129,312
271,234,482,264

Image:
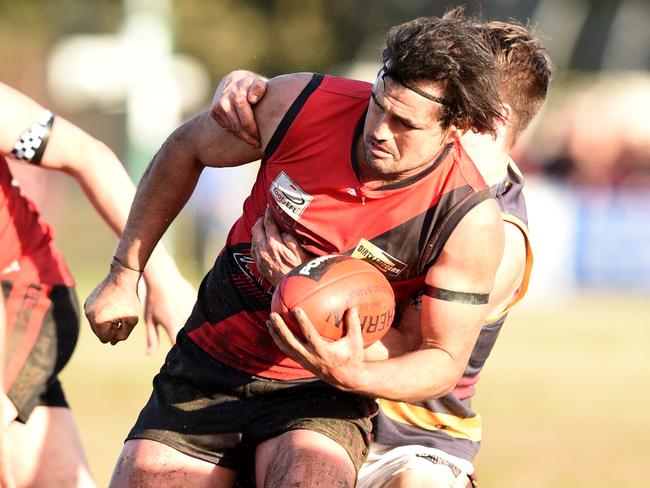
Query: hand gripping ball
271,255,395,347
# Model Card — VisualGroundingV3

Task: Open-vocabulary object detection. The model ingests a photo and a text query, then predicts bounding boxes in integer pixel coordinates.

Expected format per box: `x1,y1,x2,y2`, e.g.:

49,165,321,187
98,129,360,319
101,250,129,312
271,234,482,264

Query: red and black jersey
187,74,492,380
373,160,533,462
0,155,73,286
1,154,76,401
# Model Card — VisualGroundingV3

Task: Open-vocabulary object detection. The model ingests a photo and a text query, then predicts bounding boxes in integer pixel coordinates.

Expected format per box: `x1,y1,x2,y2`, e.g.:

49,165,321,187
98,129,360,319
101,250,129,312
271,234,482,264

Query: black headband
378,65,452,107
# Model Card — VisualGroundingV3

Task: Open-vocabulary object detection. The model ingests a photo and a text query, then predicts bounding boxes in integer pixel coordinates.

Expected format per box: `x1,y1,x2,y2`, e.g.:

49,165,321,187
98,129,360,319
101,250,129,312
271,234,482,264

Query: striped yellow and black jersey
373,161,533,462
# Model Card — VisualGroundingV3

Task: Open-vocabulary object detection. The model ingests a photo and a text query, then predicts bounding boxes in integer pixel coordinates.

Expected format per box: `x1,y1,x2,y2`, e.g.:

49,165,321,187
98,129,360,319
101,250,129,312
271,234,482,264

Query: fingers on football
293,308,322,347
344,308,363,343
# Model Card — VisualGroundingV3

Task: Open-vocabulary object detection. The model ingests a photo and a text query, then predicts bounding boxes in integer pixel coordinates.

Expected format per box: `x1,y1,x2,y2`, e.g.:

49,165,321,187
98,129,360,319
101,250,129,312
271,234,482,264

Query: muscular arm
0,82,200,351
85,73,314,344
372,219,526,360
114,73,312,270
270,198,505,402
349,200,505,401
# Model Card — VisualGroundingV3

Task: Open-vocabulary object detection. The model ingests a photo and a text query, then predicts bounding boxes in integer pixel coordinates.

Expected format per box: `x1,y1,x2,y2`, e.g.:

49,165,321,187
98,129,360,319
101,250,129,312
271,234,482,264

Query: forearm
363,327,413,361
348,346,464,402
114,132,203,270
67,134,183,282
66,136,136,233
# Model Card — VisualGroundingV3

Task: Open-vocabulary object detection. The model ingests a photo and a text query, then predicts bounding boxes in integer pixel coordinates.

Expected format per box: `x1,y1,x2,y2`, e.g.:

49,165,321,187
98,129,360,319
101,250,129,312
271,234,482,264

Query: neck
460,132,510,186
354,137,450,189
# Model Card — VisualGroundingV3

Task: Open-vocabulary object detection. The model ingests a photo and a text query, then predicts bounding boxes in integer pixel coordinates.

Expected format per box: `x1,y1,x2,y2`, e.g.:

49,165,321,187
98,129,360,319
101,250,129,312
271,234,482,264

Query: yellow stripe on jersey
378,399,483,442
485,213,534,323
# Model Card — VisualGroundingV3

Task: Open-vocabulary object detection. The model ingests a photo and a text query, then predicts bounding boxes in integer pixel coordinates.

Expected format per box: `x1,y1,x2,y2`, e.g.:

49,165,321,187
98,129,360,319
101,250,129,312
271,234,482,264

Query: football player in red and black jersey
211,17,552,488
85,14,507,488
0,82,196,487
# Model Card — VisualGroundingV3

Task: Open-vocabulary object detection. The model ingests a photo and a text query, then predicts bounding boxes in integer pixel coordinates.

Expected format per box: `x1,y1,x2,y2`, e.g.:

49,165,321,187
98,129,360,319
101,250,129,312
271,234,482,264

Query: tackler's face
360,73,461,184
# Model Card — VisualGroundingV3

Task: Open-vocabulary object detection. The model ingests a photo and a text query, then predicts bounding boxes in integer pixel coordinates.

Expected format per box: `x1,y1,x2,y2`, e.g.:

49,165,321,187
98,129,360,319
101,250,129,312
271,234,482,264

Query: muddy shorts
2,281,79,422
127,330,377,476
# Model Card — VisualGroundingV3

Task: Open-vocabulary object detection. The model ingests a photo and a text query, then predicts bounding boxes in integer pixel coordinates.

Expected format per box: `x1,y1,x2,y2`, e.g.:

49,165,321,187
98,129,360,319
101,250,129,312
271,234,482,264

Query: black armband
424,285,489,305
11,111,55,165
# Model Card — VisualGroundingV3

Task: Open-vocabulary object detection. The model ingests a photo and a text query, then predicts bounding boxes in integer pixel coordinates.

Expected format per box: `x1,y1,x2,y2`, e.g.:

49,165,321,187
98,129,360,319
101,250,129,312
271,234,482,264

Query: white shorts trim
357,443,475,488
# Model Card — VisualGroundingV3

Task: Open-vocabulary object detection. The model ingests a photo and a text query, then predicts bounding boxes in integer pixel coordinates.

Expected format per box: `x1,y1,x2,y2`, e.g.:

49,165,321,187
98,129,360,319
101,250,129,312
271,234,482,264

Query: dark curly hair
382,15,502,135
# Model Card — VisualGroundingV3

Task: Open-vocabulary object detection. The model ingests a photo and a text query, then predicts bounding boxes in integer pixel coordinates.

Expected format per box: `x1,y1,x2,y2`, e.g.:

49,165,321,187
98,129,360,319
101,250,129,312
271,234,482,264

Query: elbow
396,380,457,403
436,378,460,398
413,345,466,401
422,373,460,401
62,138,120,180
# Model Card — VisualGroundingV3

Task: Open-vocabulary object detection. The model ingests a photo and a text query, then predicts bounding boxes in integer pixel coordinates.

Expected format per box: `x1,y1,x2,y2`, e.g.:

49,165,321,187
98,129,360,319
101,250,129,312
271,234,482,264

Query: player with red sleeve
0,82,196,487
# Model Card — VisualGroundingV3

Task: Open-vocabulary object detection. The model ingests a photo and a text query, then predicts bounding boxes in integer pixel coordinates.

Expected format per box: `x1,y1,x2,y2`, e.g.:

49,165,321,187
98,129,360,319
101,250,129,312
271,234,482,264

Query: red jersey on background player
0,82,195,487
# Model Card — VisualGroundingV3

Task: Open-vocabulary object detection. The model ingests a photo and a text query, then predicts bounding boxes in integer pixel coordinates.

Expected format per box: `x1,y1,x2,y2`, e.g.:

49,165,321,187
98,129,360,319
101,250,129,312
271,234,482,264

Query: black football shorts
2,281,79,422
127,330,377,475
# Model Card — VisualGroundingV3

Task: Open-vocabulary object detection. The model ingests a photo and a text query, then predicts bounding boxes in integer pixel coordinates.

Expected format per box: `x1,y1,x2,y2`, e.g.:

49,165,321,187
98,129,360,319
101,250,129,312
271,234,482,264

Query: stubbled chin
364,158,399,178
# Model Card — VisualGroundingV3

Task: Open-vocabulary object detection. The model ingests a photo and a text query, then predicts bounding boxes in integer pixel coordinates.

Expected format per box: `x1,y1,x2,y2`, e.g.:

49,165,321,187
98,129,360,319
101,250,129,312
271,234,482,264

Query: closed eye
370,91,385,111
371,90,422,130
399,119,418,129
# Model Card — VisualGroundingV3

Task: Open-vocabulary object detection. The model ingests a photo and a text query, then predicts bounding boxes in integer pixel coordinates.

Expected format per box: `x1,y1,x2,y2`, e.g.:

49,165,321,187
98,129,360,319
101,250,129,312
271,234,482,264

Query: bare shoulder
462,198,503,233
450,198,505,260
254,73,315,149
428,198,505,288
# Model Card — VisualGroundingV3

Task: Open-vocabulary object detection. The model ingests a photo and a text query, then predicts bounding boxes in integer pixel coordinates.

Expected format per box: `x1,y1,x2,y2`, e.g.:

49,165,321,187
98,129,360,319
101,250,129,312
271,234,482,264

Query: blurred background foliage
2,0,649,86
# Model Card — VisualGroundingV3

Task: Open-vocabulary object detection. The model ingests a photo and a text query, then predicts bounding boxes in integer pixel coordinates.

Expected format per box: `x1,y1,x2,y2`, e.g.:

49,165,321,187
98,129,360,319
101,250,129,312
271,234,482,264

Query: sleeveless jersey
0,155,73,286
373,160,533,462
187,74,493,380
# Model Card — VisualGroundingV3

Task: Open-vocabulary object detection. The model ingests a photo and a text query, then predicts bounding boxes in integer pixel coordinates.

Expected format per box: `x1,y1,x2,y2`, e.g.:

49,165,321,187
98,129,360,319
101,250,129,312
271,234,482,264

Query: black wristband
112,255,144,274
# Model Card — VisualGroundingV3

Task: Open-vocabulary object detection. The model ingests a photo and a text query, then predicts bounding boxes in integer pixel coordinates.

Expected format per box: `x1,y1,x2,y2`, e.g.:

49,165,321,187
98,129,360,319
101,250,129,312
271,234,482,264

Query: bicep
193,72,314,168
0,82,51,156
418,199,504,357
183,111,265,168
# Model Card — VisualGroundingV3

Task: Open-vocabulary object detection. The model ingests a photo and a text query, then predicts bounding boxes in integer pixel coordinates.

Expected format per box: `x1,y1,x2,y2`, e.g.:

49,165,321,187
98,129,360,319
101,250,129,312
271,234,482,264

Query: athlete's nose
370,113,392,142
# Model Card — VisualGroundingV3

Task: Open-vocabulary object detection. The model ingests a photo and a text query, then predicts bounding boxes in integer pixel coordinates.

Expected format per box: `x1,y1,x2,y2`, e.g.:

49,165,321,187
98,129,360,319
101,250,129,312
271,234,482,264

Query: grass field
30,175,650,487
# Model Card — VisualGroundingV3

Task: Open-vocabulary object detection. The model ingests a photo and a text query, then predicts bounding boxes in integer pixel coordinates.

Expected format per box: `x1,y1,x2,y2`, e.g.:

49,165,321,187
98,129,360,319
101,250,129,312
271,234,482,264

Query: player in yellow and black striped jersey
362,161,533,488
